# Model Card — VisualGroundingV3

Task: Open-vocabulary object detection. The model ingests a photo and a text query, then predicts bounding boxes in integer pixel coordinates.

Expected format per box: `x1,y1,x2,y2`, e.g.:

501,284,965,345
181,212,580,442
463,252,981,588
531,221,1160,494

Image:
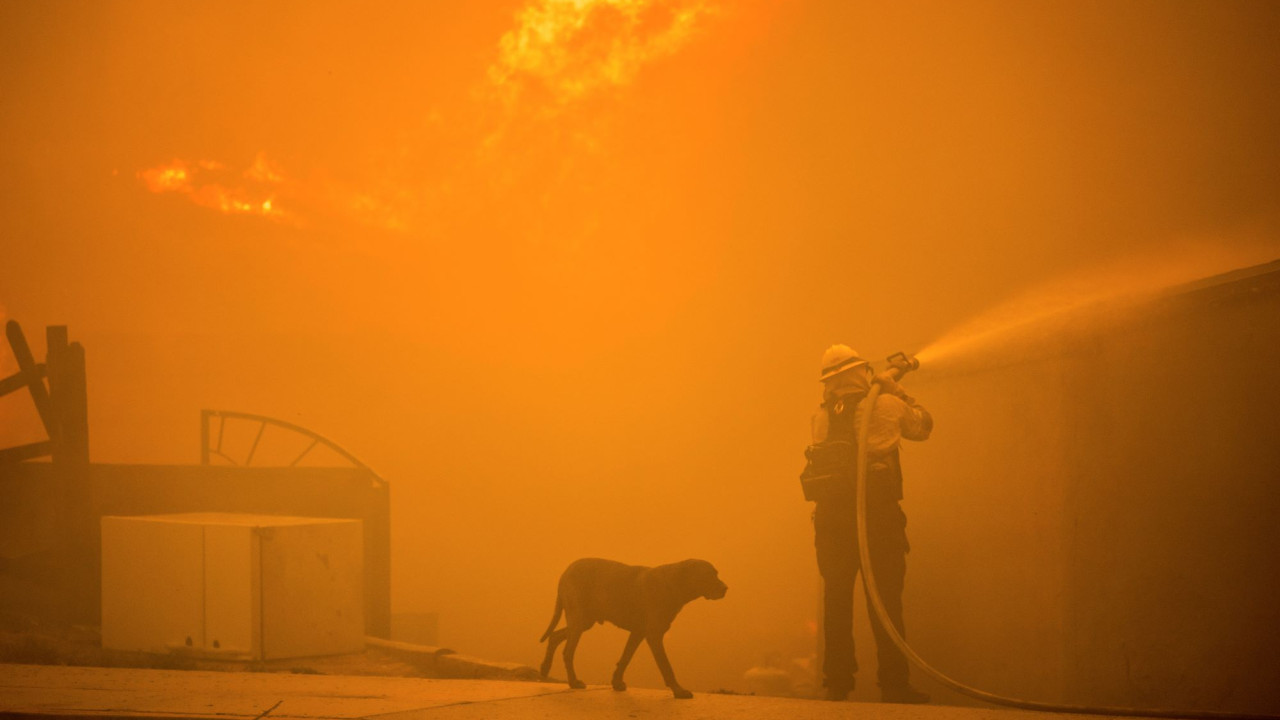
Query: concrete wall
0,463,390,638
902,265,1280,714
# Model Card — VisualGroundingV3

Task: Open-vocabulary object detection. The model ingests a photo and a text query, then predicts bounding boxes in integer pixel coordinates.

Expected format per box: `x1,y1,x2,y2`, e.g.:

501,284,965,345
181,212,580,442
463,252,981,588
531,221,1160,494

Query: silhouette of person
804,344,932,703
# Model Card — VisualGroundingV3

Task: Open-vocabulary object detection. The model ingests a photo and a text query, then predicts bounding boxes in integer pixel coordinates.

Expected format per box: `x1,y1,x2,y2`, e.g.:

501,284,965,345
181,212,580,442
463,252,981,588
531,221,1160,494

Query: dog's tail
539,595,563,643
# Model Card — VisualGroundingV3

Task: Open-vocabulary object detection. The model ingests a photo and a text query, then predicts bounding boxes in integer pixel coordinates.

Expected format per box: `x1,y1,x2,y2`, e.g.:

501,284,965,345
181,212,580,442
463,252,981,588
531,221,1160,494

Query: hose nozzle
884,351,920,380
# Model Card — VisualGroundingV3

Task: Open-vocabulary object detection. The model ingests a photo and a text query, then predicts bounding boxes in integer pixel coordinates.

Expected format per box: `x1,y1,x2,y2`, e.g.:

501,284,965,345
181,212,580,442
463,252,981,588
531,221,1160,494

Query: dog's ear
674,559,704,586
678,559,711,584
682,558,713,576
681,559,727,600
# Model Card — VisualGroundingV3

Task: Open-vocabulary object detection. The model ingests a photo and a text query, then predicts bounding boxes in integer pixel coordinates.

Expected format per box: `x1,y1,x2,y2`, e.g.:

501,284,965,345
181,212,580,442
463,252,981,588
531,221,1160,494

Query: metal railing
199,409,387,487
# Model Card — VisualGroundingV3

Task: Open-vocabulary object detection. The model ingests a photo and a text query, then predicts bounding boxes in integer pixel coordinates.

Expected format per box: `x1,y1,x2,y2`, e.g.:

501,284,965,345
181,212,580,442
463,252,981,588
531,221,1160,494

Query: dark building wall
1057,273,1280,712
0,463,391,638
902,265,1280,714
903,340,1073,705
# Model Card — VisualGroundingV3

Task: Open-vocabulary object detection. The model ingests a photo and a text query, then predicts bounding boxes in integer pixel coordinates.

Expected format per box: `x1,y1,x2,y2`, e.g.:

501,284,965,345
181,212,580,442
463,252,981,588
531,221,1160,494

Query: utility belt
799,440,855,502
800,440,902,502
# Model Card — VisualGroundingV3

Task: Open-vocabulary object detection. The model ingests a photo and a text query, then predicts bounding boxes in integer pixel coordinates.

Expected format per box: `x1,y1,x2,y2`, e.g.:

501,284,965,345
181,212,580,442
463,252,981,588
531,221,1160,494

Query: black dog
539,558,727,699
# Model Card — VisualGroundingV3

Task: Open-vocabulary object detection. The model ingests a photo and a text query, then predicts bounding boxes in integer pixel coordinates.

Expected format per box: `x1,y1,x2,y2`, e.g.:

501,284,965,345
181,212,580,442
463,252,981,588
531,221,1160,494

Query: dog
539,557,727,699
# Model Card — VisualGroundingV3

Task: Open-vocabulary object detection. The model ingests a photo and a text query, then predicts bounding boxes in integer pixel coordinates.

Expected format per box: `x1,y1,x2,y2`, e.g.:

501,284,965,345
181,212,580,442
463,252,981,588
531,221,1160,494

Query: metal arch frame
199,409,387,487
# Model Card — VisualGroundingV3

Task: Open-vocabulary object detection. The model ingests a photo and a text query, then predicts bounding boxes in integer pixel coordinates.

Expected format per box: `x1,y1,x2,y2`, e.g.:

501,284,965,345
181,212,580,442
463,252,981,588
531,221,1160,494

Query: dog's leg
611,631,643,691
540,627,567,678
563,624,588,689
646,631,693,699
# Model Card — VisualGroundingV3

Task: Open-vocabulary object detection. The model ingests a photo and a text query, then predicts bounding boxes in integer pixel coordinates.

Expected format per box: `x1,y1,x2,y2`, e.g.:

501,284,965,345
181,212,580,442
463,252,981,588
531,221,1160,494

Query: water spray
854,352,1276,720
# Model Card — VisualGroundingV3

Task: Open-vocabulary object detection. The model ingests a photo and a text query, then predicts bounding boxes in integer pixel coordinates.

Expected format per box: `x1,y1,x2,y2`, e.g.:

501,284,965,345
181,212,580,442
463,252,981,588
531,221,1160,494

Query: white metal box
101,512,363,660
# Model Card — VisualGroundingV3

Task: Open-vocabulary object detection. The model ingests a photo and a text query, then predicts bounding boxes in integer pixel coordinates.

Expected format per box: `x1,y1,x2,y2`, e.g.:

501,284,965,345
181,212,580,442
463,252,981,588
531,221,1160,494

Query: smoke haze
2,0,1279,694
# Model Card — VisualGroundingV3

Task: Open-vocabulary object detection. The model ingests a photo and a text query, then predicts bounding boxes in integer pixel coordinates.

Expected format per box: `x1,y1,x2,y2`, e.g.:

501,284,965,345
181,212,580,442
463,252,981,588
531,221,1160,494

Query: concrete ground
0,662,1130,720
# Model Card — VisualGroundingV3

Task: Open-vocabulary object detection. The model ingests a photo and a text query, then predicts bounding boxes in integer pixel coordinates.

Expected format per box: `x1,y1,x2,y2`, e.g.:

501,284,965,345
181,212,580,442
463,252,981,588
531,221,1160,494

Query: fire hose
853,353,1278,720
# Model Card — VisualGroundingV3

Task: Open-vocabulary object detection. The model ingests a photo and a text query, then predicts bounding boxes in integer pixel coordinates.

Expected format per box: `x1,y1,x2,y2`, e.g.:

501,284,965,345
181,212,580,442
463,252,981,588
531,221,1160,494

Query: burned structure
896,261,1280,714
0,321,390,649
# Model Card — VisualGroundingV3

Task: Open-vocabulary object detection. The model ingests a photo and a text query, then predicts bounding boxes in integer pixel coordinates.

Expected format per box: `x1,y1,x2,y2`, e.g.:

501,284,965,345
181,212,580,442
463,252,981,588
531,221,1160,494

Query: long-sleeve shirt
811,391,932,463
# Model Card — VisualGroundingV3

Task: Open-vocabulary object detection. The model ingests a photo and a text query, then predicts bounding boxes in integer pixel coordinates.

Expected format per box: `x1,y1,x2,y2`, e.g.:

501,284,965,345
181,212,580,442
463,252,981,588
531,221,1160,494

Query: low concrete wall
0,463,390,638
901,264,1280,714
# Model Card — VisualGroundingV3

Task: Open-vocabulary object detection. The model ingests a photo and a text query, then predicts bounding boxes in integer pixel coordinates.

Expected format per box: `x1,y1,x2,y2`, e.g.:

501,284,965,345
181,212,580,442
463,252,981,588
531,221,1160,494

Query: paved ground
0,663,1136,720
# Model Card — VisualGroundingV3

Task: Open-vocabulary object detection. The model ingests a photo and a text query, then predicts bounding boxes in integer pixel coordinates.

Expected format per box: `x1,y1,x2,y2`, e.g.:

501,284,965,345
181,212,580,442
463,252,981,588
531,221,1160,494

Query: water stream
913,244,1279,369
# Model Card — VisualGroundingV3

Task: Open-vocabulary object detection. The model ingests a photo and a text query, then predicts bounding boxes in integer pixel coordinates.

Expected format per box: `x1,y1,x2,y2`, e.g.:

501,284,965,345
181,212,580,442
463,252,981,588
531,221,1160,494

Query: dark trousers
814,486,910,692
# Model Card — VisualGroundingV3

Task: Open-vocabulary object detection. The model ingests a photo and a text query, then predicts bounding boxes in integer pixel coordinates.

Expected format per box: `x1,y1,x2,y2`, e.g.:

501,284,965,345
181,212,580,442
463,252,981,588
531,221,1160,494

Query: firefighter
806,344,932,703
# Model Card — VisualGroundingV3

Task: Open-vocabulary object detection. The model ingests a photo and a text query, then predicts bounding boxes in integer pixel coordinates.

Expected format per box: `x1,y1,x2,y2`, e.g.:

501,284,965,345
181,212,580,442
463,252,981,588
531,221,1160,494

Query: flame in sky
138,153,291,222
134,0,717,230
488,0,715,108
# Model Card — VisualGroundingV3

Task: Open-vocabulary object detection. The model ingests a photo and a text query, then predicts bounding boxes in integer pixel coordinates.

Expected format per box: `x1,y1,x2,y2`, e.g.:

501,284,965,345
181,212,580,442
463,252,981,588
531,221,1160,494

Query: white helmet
819,344,868,381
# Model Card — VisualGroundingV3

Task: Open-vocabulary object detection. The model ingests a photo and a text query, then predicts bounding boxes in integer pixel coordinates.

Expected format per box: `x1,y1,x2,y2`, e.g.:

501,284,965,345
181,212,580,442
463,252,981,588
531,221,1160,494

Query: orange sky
2,0,1279,692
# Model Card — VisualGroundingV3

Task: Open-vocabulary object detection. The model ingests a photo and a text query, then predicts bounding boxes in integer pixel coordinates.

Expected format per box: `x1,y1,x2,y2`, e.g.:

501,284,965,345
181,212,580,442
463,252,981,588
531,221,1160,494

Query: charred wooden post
0,321,90,465
46,325,89,465
45,326,96,620
2,321,57,463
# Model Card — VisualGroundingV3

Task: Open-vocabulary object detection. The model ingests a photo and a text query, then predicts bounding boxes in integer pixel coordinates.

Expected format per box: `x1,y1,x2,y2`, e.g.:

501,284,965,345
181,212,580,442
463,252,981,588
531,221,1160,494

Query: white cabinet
102,512,363,660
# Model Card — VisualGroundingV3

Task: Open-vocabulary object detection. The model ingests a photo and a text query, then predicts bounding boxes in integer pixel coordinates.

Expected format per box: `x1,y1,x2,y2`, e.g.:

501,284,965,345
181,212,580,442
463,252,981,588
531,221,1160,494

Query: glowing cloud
135,1,720,234
136,154,421,232
488,0,715,108
137,153,291,223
